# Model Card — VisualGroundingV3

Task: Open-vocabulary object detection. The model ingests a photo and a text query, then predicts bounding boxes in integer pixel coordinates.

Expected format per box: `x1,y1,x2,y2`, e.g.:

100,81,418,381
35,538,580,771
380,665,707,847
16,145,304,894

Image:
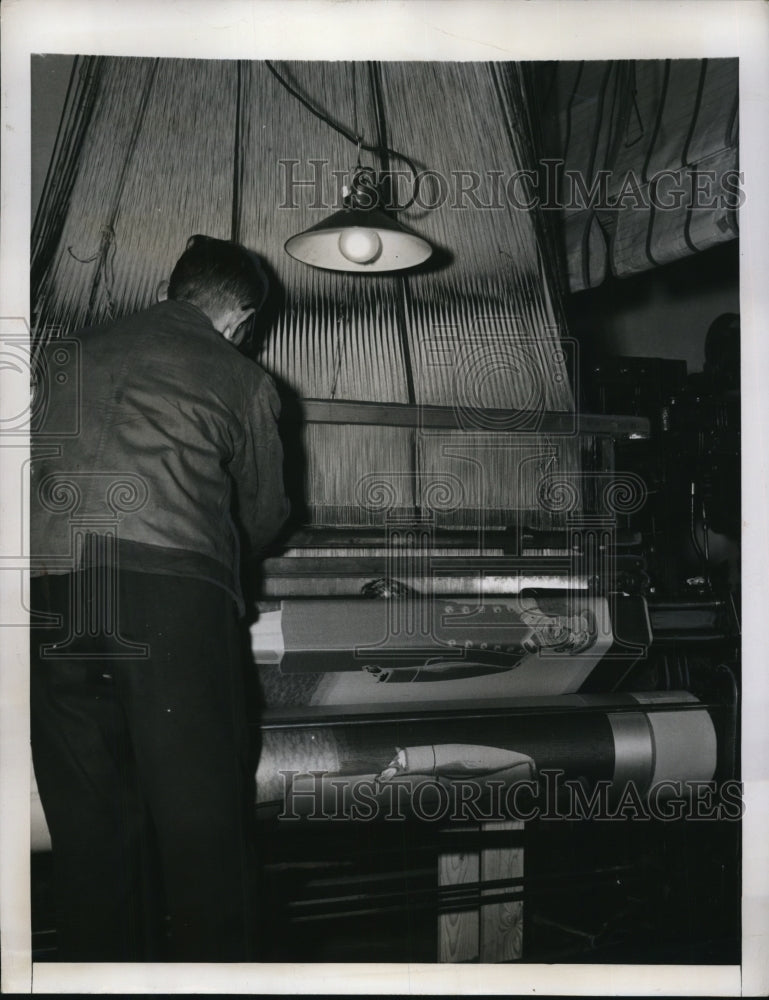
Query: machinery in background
583,315,740,607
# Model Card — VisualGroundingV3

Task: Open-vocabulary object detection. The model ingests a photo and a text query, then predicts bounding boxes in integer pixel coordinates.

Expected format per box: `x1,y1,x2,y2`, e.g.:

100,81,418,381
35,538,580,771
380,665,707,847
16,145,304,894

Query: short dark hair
168,235,268,317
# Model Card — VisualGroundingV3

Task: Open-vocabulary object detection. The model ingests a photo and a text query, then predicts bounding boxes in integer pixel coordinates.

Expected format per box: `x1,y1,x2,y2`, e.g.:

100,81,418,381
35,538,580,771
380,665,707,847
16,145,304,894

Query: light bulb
338,227,383,265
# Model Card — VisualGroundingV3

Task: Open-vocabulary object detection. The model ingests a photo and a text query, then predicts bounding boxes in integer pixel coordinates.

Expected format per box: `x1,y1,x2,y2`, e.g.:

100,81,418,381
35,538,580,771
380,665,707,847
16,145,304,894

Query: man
30,234,290,962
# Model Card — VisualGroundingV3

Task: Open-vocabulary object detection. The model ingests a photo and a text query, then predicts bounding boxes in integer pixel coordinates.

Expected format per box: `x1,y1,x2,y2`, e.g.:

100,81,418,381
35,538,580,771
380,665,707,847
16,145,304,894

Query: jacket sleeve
233,369,291,554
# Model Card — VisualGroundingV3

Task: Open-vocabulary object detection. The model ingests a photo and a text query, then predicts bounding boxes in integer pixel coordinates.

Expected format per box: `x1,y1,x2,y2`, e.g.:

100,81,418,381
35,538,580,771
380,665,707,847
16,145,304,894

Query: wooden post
479,819,524,962
437,830,480,962
437,820,524,963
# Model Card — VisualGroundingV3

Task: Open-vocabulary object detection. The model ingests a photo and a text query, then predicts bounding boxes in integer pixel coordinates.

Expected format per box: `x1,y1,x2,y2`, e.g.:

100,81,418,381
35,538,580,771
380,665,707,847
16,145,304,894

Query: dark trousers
30,570,258,962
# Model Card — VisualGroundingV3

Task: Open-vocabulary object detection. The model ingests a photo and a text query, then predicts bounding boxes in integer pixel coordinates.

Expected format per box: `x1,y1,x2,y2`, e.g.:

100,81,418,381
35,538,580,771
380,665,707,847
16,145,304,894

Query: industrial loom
30,57,740,962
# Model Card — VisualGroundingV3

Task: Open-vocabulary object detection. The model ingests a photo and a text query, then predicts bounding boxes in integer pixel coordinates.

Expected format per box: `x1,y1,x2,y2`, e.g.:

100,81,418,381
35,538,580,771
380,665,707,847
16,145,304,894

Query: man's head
164,235,269,345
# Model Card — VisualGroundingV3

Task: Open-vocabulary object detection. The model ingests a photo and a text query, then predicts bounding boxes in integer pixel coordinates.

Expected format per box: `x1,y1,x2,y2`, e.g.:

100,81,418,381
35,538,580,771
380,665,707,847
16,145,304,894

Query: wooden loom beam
258,556,586,598
300,398,650,439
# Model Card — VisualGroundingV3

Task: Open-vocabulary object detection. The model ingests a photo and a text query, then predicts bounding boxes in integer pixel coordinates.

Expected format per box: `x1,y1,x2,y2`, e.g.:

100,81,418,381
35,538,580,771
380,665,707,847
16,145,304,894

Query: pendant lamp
285,166,432,273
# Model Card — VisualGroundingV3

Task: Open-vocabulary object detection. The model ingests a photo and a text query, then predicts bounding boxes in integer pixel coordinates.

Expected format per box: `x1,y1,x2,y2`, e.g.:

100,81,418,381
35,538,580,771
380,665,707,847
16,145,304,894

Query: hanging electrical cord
688,479,713,591
689,481,705,561
264,60,422,210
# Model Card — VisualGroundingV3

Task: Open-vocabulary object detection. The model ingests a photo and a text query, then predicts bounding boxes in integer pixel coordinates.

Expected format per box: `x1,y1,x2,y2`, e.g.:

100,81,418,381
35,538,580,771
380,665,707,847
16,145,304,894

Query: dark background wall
566,239,740,375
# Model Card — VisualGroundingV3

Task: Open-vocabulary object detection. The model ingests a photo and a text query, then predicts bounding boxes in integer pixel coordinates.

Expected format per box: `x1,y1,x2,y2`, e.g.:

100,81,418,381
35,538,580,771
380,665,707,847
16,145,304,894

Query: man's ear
221,306,255,343
156,280,169,302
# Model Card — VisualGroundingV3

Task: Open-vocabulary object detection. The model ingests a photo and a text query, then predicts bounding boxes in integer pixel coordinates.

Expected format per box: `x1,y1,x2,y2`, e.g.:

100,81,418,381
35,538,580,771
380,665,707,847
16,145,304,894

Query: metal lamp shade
284,207,432,272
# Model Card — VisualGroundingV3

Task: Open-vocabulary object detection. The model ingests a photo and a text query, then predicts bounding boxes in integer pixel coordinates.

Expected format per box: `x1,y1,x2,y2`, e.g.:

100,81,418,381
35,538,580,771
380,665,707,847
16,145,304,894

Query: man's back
31,297,288,598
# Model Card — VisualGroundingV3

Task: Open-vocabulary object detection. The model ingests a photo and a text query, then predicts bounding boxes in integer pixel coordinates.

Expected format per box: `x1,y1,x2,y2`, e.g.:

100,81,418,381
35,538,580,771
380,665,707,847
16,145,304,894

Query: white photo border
2,1,767,994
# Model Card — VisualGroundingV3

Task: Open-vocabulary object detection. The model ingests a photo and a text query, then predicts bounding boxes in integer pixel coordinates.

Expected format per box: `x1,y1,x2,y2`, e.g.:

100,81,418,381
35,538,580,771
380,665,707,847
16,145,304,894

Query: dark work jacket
30,299,290,612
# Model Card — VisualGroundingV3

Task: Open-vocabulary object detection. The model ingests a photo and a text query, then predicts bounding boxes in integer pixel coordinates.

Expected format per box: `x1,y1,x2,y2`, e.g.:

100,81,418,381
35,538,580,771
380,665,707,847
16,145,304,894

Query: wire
264,60,421,209
67,225,118,319
624,63,646,149
689,480,708,565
